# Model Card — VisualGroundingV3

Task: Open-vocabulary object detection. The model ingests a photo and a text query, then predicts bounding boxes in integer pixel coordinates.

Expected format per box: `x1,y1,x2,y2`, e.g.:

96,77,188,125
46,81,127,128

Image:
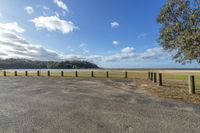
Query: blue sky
0,0,199,68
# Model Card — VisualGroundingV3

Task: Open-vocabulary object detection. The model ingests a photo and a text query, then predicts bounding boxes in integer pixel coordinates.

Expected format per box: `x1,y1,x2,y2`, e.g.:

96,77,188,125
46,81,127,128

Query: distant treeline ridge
0,59,99,69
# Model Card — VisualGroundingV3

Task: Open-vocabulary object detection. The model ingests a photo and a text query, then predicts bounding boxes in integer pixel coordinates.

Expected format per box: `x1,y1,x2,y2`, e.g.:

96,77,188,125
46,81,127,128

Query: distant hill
0,59,99,69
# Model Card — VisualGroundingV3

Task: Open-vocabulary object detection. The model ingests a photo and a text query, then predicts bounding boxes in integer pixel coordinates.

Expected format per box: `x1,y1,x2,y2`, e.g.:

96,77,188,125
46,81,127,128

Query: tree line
0,59,99,69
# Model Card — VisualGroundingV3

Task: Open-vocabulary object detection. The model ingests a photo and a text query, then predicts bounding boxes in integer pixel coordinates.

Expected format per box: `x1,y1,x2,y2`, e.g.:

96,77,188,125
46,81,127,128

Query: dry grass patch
135,79,200,104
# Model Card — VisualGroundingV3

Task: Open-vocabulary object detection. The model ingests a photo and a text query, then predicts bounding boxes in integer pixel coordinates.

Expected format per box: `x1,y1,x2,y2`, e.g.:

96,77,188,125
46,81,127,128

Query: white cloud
112,40,120,45
104,47,135,62
0,29,168,62
139,47,167,60
30,16,78,34
121,47,134,53
24,6,34,14
53,0,69,12
0,12,2,17
0,23,170,65
103,47,169,62
0,30,63,60
111,21,120,28
0,22,25,33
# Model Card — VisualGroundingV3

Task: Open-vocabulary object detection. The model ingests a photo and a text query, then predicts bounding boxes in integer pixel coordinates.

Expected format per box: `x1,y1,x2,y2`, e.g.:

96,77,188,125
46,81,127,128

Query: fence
148,72,199,95
0,70,133,79
0,70,199,95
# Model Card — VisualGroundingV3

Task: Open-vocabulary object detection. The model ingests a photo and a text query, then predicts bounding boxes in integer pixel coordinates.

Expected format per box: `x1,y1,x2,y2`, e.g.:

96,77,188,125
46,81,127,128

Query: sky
0,0,199,68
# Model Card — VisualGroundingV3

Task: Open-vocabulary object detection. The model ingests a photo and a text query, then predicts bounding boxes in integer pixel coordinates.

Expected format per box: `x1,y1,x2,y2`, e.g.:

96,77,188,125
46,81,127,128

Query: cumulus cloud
112,40,120,45
53,0,68,12
104,47,135,62
0,28,167,62
139,47,166,60
0,22,169,64
111,21,120,29
121,47,134,53
0,30,63,60
0,22,25,33
30,16,78,34
103,47,169,62
24,6,34,14
0,22,78,61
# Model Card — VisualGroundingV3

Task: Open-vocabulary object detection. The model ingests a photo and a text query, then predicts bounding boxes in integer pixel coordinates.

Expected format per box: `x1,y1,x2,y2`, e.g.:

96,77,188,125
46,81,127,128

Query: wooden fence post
153,72,157,83
91,71,94,77
148,72,151,79
158,73,162,86
106,71,109,78
3,71,6,76
25,71,28,76
48,71,50,77
125,71,128,79
150,72,153,81
188,75,195,94
75,71,78,77
61,71,64,77
37,71,40,76
14,71,17,76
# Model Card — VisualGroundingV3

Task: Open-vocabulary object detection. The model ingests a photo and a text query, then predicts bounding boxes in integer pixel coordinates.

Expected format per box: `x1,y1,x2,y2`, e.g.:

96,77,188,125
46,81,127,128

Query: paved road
0,77,199,133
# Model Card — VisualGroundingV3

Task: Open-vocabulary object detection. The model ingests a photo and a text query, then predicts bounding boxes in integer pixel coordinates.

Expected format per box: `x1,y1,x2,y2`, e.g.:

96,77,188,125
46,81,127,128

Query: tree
157,0,200,64
0,58,99,69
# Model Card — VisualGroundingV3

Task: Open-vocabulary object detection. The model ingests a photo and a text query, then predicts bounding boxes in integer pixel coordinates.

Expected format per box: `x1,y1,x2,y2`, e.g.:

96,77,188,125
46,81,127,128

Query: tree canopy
157,0,200,64
0,59,99,69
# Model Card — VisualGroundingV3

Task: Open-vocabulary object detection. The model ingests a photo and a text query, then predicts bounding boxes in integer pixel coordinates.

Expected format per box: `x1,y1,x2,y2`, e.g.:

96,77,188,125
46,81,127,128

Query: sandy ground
0,77,200,133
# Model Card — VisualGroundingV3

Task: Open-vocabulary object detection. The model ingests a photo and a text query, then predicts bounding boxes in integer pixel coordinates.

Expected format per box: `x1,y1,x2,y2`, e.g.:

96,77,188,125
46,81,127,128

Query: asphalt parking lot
0,77,200,133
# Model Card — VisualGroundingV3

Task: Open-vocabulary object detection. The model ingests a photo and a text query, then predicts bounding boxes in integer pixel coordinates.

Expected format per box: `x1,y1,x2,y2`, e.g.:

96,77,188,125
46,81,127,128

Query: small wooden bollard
61,71,64,77
148,72,151,79
47,71,50,77
91,71,94,77
153,72,157,83
106,71,109,78
3,71,6,76
125,71,128,79
188,75,195,94
25,71,28,76
37,71,40,76
14,71,17,76
158,73,162,86
75,71,78,77
150,72,153,81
